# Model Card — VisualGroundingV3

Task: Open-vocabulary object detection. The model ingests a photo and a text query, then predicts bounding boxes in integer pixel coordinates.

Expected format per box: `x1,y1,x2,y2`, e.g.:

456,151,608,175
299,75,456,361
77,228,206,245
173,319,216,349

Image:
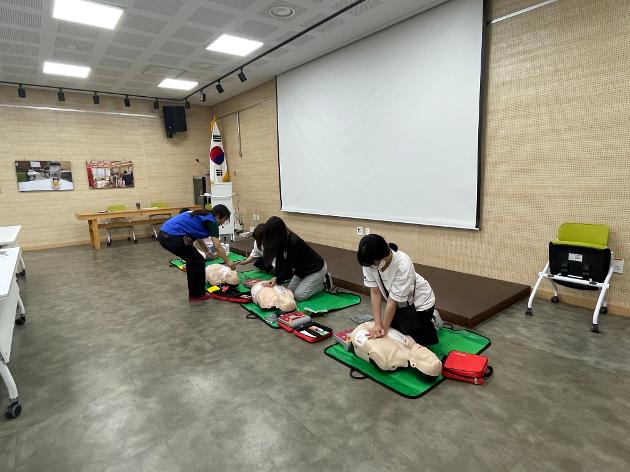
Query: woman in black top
261,217,331,301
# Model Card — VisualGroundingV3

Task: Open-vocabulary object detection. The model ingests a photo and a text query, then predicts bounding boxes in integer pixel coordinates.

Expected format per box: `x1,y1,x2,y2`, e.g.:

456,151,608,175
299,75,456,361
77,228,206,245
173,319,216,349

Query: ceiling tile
52,49,91,63
0,40,38,56
105,45,143,60
248,58,269,67
124,80,155,89
57,22,102,39
234,19,278,39
132,0,185,17
188,7,236,28
0,25,39,43
113,30,153,48
99,57,134,69
94,67,125,78
54,36,96,52
206,0,257,10
2,65,38,76
300,13,345,32
158,41,197,55
122,13,168,34
148,53,182,67
90,77,119,86
172,25,214,43
0,54,37,68
273,30,315,46
0,6,41,28
143,64,186,77
2,0,43,9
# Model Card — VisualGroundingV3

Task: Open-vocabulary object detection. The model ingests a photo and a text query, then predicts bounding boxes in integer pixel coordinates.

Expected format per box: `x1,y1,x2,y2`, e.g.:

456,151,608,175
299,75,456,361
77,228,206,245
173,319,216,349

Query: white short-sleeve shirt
363,250,435,311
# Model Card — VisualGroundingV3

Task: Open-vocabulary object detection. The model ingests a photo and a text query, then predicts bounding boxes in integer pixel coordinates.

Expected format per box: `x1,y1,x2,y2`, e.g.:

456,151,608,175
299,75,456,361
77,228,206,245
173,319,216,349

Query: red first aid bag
442,350,493,385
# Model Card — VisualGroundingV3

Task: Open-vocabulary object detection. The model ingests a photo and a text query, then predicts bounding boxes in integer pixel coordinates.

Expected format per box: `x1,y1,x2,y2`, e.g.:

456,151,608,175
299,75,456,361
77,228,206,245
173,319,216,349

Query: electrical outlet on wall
356,226,364,236
365,227,371,235
613,258,624,274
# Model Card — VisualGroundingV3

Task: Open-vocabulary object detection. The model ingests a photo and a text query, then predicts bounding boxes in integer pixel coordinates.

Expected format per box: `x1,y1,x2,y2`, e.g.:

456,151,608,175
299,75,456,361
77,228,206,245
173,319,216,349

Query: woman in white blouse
357,234,439,346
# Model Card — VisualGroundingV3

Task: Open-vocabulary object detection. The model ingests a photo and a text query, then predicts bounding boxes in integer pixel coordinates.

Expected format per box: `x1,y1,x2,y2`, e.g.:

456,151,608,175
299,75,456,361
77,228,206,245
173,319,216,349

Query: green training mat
324,327,491,398
243,291,362,328
168,253,246,271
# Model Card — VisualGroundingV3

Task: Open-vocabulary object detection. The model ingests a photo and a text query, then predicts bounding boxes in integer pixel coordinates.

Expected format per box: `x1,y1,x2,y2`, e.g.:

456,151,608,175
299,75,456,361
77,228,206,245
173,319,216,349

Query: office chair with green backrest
149,201,170,238
526,223,614,333
105,204,136,246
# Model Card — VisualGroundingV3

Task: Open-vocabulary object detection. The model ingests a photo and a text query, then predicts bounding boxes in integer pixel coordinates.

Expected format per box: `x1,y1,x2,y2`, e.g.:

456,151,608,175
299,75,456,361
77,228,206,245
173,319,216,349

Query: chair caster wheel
591,324,600,333
127,237,131,241
550,296,559,303
600,306,608,314
5,401,21,419
151,234,155,239
525,308,533,316
133,239,138,244
106,241,112,247
19,270,26,277
15,315,26,326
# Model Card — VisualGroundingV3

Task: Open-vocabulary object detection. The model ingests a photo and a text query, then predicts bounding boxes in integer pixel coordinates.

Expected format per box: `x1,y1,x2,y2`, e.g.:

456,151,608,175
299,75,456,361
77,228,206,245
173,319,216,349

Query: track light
237,69,247,83
18,84,26,98
153,98,159,110
58,88,65,101
199,90,206,102
124,95,130,107
216,81,224,94
184,98,190,110
92,92,99,104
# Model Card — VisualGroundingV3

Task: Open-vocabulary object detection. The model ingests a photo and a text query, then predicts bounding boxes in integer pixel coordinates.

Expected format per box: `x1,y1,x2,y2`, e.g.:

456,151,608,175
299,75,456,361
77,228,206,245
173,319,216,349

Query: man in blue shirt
159,205,233,301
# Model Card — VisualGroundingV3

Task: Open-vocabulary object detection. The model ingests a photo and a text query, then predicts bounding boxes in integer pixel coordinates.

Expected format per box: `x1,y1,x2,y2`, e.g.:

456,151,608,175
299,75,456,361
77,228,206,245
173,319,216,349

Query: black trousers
390,305,439,346
253,258,273,273
158,231,206,298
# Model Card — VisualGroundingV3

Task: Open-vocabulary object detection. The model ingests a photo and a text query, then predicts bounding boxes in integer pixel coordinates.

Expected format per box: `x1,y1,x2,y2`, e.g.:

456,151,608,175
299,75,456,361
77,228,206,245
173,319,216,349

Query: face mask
370,259,387,270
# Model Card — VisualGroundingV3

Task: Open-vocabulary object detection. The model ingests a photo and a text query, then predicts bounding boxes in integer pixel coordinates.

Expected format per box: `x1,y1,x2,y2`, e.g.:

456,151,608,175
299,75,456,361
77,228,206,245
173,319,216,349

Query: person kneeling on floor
260,216,332,301
357,234,439,346
235,224,274,273
158,205,235,302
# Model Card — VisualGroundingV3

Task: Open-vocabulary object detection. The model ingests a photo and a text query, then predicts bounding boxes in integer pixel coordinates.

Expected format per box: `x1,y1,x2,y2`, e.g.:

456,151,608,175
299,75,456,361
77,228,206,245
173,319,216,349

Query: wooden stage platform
230,238,530,328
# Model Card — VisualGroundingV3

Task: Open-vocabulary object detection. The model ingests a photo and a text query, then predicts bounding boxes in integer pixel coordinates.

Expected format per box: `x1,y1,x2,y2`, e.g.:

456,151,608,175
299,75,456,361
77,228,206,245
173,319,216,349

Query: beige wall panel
0,86,212,247
209,0,630,314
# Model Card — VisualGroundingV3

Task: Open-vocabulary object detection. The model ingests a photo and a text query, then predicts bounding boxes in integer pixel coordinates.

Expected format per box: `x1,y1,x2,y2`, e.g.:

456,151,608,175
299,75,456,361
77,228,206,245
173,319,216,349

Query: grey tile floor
1,240,629,471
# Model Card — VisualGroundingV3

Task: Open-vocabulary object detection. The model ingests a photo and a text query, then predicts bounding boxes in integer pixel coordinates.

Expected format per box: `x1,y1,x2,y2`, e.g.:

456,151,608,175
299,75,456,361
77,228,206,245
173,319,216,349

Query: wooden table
75,206,200,250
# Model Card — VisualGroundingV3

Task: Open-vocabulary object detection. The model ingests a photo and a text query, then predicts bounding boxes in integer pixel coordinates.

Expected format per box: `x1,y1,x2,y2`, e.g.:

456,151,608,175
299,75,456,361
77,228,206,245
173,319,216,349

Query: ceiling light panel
52,0,124,30
158,78,198,90
43,60,91,78
206,34,263,57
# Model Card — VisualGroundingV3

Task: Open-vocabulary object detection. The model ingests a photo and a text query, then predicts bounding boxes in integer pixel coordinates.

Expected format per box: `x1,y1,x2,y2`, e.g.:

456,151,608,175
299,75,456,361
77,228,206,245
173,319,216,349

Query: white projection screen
277,0,485,229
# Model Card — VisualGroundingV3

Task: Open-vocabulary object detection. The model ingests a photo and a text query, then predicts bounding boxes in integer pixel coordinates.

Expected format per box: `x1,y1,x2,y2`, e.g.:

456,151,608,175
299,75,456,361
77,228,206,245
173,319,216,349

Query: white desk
0,247,25,418
0,225,26,276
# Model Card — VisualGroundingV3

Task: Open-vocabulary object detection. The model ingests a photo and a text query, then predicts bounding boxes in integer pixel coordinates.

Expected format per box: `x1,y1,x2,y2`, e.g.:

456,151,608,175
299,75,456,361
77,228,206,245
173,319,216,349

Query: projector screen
277,0,484,229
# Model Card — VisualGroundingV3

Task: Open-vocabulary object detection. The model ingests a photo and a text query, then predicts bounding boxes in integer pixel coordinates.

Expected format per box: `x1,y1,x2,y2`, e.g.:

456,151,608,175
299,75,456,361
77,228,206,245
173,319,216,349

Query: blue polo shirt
160,212,220,240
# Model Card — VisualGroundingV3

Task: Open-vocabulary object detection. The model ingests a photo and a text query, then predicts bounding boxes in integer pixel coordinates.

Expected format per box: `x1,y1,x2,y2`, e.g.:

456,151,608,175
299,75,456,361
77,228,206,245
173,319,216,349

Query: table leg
88,219,101,250
0,361,21,418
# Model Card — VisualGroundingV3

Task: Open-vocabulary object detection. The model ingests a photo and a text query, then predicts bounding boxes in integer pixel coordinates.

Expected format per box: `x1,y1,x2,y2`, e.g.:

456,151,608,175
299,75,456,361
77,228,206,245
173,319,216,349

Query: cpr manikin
251,282,297,312
351,322,442,377
205,264,240,286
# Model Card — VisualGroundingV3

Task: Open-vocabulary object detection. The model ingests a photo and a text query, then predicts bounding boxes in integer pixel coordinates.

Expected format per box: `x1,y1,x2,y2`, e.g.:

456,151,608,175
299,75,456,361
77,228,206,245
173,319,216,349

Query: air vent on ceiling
260,2,306,22
143,65,185,77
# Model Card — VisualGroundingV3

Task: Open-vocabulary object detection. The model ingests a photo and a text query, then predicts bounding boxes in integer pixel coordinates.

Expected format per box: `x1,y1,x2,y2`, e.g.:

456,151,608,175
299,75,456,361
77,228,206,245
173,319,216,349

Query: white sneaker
432,309,444,328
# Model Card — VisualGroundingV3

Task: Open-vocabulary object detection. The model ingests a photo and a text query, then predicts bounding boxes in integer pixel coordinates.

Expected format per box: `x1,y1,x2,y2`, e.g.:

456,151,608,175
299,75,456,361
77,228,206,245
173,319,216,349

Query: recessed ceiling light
158,78,198,90
206,34,263,57
269,6,295,18
53,0,124,30
43,61,91,78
